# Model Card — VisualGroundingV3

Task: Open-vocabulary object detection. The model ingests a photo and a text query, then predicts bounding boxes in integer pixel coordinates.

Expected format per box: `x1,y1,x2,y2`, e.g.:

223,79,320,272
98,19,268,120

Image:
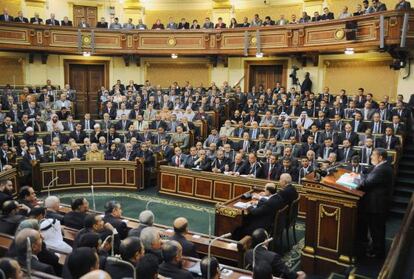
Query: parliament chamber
0,0,413,278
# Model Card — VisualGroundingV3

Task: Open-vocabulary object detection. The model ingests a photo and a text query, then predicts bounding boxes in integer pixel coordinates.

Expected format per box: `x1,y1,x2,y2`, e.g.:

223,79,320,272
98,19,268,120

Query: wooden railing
378,194,414,279
0,11,412,56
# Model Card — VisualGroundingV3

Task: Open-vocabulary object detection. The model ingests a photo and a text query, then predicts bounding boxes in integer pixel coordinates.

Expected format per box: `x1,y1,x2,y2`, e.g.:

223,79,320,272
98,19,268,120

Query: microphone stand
145,200,155,210
111,232,115,256
201,208,212,240
91,185,96,211
106,257,136,279
26,237,32,279
47,176,59,197
207,233,231,279
252,237,273,271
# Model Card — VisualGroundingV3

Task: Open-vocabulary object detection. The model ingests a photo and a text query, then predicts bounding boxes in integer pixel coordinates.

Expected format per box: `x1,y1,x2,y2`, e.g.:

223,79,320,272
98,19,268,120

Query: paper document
233,202,250,209
336,173,358,189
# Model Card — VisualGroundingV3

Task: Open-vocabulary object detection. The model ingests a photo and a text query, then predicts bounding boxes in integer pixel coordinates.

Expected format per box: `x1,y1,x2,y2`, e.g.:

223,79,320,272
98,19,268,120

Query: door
73,5,97,27
68,64,105,118
249,65,284,91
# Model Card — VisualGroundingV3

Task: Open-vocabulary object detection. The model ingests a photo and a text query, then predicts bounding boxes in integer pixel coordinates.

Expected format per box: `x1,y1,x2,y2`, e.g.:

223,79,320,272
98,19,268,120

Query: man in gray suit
170,126,189,150
166,17,177,29
109,17,122,29
276,121,296,141
123,18,135,29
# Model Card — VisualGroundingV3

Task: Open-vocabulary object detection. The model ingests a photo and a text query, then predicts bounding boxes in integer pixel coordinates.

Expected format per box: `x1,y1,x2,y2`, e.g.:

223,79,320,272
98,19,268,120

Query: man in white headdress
296,111,313,129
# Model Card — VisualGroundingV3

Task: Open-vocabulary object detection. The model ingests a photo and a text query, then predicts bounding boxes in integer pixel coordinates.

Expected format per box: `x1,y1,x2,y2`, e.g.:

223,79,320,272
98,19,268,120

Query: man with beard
0,179,14,207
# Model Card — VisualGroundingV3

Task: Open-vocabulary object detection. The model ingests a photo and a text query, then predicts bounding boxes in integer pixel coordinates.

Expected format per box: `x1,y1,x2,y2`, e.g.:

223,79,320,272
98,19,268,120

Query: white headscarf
296,111,313,129
40,218,73,254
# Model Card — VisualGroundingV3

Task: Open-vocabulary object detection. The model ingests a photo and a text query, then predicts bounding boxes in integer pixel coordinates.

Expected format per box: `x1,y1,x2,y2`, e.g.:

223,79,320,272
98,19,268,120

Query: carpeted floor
43,188,402,278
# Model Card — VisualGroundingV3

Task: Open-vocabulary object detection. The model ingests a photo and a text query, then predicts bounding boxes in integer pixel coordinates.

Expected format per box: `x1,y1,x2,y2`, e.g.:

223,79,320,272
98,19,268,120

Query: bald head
80,270,111,279
173,217,188,234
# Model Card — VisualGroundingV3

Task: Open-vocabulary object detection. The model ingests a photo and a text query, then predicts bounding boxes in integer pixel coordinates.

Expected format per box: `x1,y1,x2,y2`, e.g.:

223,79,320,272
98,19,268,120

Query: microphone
90,185,96,211
200,208,212,240
106,257,136,279
111,231,115,257
252,237,273,270
26,237,32,279
47,176,59,197
145,200,156,210
207,233,231,279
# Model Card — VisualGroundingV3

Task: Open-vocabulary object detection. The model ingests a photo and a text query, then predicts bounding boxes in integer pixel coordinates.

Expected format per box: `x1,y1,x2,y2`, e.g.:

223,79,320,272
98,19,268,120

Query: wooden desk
37,160,144,192
301,169,364,276
158,165,306,205
58,205,250,267
182,257,255,279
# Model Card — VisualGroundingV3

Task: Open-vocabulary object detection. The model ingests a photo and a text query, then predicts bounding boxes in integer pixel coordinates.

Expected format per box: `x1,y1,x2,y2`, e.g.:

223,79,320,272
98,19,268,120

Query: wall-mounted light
344,48,354,55
83,51,91,57
256,52,264,58
171,53,178,59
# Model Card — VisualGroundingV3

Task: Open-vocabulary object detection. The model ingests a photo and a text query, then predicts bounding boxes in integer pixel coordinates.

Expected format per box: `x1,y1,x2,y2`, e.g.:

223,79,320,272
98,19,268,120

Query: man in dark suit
360,138,375,165
373,0,387,11
210,149,230,173
238,181,286,238
169,217,198,258
350,112,366,133
70,123,87,143
244,228,305,278
96,17,108,28
115,115,132,131
0,8,13,22
240,153,263,178
338,124,359,146
263,155,278,180
321,7,334,20
15,228,55,275
103,201,129,240
338,139,355,163
30,13,43,24
62,198,89,230
158,241,193,279
178,18,189,29
45,13,59,26
233,121,245,138
378,127,400,150
298,157,314,184
106,236,144,279
61,16,73,26
14,11,28,23
65,143,84,161
355,148,393,258
395,0,411,10
228,154,245,174
0,200,26,235
237,132,256,153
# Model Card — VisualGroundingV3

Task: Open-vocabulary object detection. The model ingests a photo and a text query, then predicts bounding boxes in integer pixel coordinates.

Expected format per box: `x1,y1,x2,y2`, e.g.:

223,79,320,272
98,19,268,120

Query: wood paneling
73,5,97,28
0,57,24,85
0,11,409,56
146,62,210,87
65,60,108,118
245,60,287,92
324,59,398,101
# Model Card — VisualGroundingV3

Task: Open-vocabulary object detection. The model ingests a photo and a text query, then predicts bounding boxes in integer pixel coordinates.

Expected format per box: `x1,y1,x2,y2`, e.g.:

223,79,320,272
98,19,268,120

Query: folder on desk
336,173,358,189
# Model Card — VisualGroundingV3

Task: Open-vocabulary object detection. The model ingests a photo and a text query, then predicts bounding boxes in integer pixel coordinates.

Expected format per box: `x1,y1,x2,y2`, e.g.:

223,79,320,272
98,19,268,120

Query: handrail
378,194,414,279
0,10,411,56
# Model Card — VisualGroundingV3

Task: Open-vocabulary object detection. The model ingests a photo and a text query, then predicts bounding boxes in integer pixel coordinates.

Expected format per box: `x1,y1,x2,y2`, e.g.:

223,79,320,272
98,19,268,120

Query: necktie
244,141,248,152
283,129,288,139
74,151,77,158
387,136,391,149
268,164,272,179
345,148,349,161
346,132,350,140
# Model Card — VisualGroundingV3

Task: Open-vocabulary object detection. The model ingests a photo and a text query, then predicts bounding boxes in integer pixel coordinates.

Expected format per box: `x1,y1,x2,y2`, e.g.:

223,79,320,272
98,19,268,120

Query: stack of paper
233,202,250,209
336,173,358,189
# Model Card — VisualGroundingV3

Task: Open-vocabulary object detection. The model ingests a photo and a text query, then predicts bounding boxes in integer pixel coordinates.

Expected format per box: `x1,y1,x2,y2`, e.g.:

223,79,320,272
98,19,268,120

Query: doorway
73,5,98,28
64,60,109,118
245,60,288,92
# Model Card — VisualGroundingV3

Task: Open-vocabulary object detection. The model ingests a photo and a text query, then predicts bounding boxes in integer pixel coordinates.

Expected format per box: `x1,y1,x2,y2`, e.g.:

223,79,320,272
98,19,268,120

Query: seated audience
158,240,194,279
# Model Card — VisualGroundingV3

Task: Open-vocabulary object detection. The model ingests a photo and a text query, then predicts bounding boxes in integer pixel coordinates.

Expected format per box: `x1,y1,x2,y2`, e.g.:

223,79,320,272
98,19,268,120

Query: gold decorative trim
167,37,176,47
317,204,341,253
303,245,315,254
215,205,241,218
334,28,345,40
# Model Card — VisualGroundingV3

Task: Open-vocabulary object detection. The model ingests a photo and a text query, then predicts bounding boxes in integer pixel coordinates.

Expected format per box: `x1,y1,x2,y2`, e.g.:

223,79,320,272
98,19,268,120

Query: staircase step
392,196,411,204
390,207,407,215
397,177,414,185
394,186,414,194
400,161,414,167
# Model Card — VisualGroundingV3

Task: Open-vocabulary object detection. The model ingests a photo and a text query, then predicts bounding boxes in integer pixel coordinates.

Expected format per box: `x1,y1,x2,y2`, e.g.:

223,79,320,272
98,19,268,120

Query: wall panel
0,57,24,85
324,59,398,101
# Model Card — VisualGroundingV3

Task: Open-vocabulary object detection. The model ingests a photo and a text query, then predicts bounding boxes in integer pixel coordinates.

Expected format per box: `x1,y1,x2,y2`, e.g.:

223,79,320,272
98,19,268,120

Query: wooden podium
301,169,364,276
